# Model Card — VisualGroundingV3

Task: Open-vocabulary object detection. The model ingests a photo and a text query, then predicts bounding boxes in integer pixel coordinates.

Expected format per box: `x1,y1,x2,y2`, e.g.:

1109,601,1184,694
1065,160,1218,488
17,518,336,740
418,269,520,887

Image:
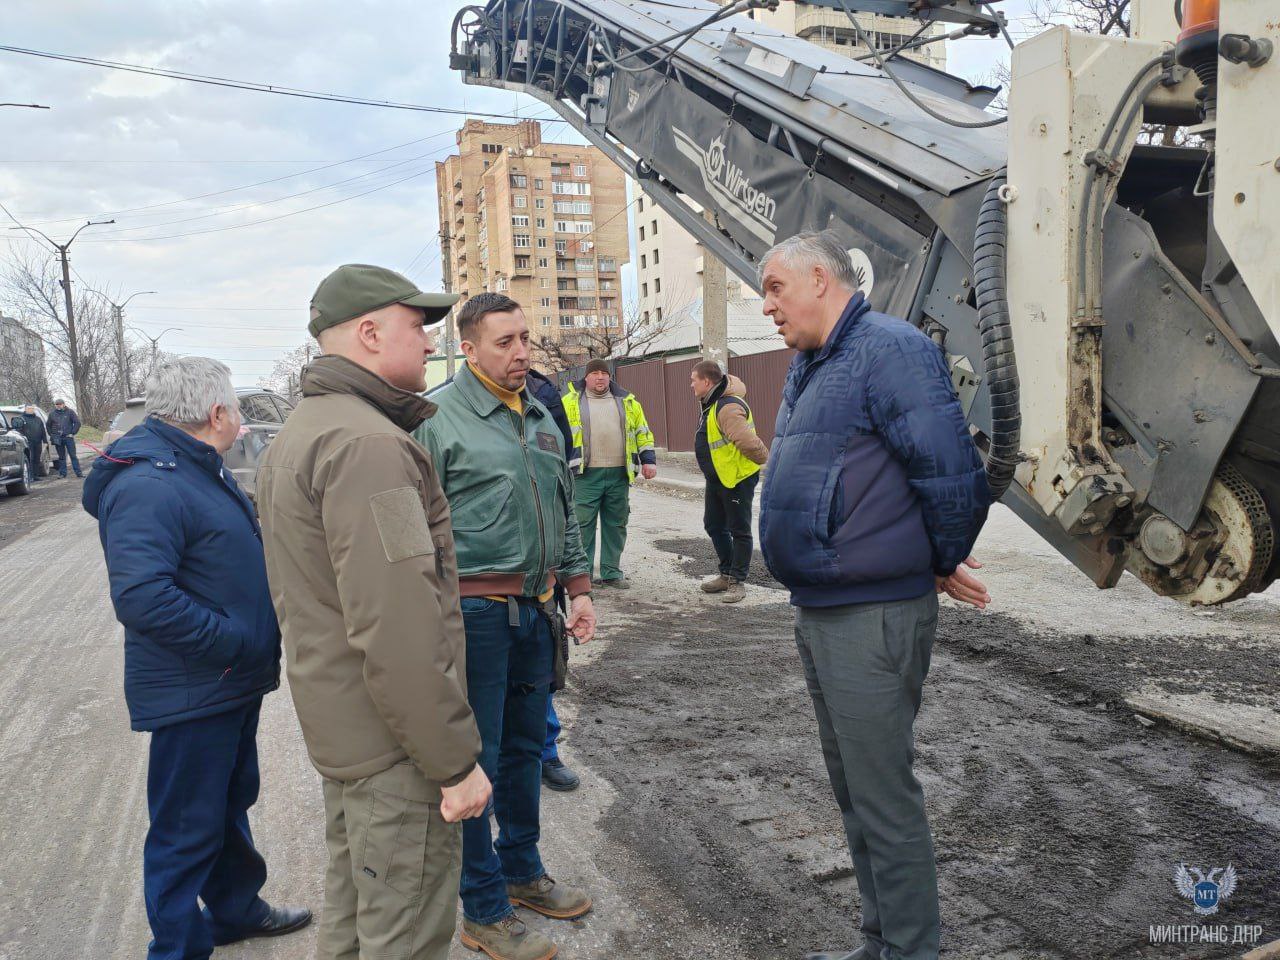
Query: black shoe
542,757,581,792
805,948,874,960
213,905,312,946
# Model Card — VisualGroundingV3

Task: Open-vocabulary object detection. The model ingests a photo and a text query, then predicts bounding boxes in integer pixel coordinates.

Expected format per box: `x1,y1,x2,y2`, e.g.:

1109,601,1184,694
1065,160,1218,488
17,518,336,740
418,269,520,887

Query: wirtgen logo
673,127,777,245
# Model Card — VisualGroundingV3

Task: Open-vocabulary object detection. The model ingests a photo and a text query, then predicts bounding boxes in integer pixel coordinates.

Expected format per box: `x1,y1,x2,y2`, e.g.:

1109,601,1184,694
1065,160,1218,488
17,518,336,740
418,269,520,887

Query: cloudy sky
0,0,1032,389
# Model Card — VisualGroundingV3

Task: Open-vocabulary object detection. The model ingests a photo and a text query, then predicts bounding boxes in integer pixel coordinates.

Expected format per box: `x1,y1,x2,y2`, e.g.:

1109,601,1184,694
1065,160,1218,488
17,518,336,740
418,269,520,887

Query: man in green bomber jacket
416,291,597,960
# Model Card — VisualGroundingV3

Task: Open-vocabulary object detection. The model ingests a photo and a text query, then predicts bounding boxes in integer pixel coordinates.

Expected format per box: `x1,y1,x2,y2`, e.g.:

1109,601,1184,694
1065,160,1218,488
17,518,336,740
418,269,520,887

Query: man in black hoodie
14,405,47,482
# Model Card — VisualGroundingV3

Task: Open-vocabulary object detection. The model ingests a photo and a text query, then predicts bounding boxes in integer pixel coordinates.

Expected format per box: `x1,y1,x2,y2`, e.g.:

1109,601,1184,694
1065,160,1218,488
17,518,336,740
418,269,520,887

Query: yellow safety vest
705,398,762,489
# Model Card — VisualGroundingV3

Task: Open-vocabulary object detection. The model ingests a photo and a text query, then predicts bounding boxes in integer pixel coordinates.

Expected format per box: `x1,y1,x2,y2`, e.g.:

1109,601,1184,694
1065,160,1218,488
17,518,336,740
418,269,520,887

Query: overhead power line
0,44,570,120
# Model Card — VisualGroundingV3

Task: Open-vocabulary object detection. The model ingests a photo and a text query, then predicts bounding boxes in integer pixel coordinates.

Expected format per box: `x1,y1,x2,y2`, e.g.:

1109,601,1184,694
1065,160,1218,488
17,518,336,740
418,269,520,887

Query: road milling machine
451,0,1280,604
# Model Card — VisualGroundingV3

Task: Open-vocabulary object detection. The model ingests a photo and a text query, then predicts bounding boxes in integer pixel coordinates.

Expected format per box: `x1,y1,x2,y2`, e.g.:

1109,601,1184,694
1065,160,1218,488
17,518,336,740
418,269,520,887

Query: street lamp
7,218,116,410
126,326,183,379
87,288,157,400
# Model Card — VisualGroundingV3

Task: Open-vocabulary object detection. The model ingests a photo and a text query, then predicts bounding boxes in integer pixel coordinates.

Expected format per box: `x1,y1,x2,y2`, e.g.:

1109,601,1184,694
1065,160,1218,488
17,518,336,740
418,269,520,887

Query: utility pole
127,326,183,377
88,289,156,401
7,219,115,410
700,211,729,369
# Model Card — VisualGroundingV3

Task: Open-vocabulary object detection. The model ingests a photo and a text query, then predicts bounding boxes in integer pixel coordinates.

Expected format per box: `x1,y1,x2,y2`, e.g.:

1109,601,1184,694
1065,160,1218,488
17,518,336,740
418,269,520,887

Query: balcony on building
596,257,617,273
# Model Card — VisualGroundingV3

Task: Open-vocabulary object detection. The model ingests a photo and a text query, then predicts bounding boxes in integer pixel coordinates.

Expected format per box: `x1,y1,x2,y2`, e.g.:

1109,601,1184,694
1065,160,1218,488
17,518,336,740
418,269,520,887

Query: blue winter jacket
82,417,280,730
760,293,991,607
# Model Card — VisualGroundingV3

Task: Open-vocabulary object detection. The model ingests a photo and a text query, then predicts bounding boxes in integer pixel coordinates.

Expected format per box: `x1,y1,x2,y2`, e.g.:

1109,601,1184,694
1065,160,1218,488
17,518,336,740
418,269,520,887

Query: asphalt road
1,464,1277,960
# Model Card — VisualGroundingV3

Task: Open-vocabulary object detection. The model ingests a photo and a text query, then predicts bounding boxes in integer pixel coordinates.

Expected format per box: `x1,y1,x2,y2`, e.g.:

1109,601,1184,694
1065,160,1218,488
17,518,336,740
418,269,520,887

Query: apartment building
632,1,947,328
435,120,629,356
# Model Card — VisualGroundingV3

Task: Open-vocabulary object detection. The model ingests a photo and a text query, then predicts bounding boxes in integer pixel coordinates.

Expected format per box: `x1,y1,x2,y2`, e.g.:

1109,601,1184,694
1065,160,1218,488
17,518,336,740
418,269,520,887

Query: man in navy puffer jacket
758,231,991,960
84,357,309,960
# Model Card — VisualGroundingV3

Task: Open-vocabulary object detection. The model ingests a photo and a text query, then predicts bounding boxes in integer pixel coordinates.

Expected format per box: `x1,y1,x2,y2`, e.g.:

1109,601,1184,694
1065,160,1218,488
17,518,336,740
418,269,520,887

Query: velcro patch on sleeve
369,486,433,563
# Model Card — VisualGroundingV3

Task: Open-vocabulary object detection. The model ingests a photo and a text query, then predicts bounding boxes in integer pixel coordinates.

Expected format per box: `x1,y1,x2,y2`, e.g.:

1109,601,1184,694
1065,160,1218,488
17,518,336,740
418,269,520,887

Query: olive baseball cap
309,264,460,337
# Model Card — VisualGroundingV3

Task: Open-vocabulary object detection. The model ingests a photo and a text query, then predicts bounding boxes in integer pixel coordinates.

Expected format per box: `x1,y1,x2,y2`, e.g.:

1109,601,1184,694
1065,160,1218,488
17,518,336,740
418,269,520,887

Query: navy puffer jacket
760,294,991,607
83,417,280,730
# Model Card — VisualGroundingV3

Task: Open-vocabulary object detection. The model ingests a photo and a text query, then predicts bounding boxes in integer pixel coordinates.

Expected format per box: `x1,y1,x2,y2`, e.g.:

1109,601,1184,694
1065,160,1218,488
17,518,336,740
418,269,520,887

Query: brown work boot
720,579,746,603
460,915,556,960
508,874,592,920
701,573,730,593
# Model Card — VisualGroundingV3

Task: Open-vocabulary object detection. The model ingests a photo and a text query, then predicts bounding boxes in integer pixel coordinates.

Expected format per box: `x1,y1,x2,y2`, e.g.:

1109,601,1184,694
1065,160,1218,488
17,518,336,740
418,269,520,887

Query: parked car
100,388,294,500
0,409,33,496
0,404,56,477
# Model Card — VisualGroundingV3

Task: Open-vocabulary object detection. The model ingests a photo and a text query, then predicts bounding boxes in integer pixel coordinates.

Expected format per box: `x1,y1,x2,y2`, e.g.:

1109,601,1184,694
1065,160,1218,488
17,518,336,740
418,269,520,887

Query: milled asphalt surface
1,459,1277,959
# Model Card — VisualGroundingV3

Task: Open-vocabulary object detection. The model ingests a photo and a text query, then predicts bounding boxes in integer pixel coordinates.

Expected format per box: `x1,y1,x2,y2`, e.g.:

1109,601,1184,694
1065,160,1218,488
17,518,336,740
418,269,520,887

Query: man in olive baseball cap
257,263,487,960
309,263,459,338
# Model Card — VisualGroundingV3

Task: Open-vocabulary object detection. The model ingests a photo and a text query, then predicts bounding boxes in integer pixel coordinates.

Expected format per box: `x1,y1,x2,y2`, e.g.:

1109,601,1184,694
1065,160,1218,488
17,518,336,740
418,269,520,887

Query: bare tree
1029,0,1130,36
260,341,318,403
531,291,696,370
1,248,130,425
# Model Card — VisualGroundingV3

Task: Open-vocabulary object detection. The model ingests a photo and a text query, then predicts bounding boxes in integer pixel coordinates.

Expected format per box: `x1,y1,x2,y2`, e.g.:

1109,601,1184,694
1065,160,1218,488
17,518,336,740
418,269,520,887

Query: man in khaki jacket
257,264,491,960
690,360,769,603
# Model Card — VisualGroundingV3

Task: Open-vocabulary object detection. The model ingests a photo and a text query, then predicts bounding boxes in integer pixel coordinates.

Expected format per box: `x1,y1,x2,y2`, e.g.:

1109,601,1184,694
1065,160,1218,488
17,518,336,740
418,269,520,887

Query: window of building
573,163,586,177
554,239,568,254
637,197,644,211
639,226,645,242
551,181,590,196
555,220,571,233
652,219,658,235
534,178,544,190
537,257,549,267
640,254,647,269
654,277,661,294
513,234,531,248
511,215,529,227
654,306,662,322
542,316,551,326
577,277,596,290
482,142,501,154
513,195,527,208
540,297,552,307
515,256,531,269
574,222,592,234
483,160,490,169
535,197,545,209
642,282,649,298
536,217,546,229
540,278,550,288
510,174,528,188
551,162,570,177
575,258,594,272
601,279,614,290
653,248,660,265
537,237,548,249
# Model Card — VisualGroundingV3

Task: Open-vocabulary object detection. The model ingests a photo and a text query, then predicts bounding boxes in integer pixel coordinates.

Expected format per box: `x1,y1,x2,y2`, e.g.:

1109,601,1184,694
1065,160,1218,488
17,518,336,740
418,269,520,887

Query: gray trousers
795,592,940,960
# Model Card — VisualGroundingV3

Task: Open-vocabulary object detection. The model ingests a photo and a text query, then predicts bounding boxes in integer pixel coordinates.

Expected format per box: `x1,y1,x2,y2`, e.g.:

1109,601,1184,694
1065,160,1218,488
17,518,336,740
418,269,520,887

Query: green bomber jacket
414,362,591,600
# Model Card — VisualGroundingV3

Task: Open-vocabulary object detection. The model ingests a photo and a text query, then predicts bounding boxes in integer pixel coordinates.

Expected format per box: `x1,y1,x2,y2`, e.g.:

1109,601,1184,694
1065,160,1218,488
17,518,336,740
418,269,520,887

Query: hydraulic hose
972,174,1021,500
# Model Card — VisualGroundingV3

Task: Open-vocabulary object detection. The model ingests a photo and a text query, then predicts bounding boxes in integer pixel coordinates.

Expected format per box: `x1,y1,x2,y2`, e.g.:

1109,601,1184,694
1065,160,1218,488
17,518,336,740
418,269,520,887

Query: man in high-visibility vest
562,359,657,588
690,360,769,603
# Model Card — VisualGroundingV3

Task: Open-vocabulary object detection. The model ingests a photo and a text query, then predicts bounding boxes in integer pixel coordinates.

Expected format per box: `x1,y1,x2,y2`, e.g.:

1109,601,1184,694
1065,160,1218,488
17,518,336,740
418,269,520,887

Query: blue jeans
144,699,270,960
52,436,81,476
459,597,553,924
543,695,561,763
